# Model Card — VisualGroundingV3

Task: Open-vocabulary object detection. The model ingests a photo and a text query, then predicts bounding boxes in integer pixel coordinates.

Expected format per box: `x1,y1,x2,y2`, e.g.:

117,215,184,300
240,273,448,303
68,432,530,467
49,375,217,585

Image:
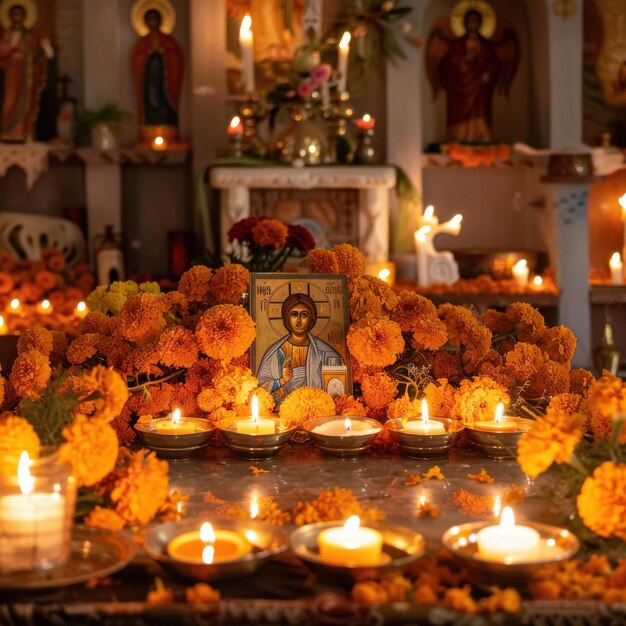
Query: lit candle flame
76,301,86,313
40,299,51,311
10,298,19,310
200,522,216,544
343,515,360,533
251,393,259,424
493,496,501,518
18,451,33,496
513,259,527,272
172,408,181,425
154,136,164,146
362,113,371,123
377,268,391,281
533,276,543,287
240,14,251,37
202,545,215,564
250,496,259,519
500,506,515,528
494,402,505,423
339,31,351,49
424,205,434,220
229,115,241,129
344,417,352,432
308,143,317,154
0,315,4,326
619,193,626,217
610,252,622,269
419,495,426,507
421,398,429,424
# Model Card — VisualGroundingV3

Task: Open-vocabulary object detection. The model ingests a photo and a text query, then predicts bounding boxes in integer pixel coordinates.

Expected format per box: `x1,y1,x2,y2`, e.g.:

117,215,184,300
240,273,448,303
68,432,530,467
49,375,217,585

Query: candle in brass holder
291,516,426,586
385,400,463,459
303,416,381,459
442,506,579,589
353,113,376,164
145,517,289,582
323,90,354,163
134,409,215,460
227,115,244,157
464,403,533,459
237,92,267,157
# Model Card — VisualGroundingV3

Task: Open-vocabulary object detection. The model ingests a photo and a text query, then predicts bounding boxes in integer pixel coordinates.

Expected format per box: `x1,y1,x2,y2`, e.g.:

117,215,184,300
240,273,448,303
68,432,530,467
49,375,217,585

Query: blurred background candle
317,515,383,566
512,259,529,288
620,193,626,263
476,506,540,562
337,31,351,93
151,135,167,151
610,252,623,285
227,115,243,136
36,299,52,315
239,15,255,93
355,113,375,130
8,298,21,314
403,399,446,435
0,315,8,335
75,301,88,319
236,394,275,435
530,275,543,291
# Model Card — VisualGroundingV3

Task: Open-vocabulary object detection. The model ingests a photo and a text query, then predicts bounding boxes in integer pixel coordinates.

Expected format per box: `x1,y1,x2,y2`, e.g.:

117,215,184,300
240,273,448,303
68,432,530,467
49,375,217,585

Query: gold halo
450,0,497,39
0,0,38,30
130,0,176,36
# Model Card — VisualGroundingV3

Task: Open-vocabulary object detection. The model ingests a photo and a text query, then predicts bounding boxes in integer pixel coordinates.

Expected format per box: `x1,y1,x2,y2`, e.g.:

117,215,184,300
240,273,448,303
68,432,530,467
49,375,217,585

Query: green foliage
77,104,133,132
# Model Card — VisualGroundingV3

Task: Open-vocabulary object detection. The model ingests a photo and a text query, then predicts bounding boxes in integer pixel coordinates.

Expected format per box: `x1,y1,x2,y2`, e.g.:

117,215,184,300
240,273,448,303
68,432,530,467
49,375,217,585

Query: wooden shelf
49,146,191,166
589,285,626,304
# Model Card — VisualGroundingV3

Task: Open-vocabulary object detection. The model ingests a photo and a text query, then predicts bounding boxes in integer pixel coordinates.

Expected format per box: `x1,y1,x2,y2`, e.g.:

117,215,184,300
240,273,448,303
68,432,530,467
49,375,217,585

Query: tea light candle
8,298,21,314
36,299,52,315
75,301,88,319
474,403,519,432
355,114,375,131
530,275,543,291
0,315,7,335
317,515,383,566
512,259,529,288
337,31,351,93
154,408,196,435
151,135,167,151
404,399,446,435
236,394,276,435
227,115,244,136
167,521,252,564
312,416,381,437
476,506,540,563
0,452,66,572
610,252,623,285
239,15,255,93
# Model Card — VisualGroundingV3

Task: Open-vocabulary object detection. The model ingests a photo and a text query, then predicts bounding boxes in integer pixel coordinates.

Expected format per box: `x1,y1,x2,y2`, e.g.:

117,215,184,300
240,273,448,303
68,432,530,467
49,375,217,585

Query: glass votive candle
0,450,77,573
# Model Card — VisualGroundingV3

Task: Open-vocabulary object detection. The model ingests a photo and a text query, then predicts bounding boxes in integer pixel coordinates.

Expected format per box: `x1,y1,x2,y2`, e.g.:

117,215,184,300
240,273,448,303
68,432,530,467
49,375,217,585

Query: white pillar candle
414,226,431,288
337,31,351,93
512,259,529,288
239,14,255,94
610,252,623,285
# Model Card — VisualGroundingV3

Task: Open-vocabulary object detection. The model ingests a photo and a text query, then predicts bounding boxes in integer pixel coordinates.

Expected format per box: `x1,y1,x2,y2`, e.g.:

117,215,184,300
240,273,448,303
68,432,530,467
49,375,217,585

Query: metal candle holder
385,418,464,459
291,521,426,586
465,418,534,459
323,90,354,163
302,416,381,459
134,418,215,460
145,517,290,582
237,92,267,157
442,520,579,589
217,417,296,460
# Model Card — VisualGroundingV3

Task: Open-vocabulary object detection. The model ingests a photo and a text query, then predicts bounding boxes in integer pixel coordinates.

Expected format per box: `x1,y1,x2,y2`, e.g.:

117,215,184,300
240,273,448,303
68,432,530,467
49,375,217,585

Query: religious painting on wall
225,0,306,95
249,273,352,405
425,0,519,144
583,0,626,147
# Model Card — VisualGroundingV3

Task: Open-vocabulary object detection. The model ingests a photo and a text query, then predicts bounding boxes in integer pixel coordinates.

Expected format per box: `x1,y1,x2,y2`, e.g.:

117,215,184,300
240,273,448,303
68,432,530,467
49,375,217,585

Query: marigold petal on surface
195,304,255,362
84,506,127,531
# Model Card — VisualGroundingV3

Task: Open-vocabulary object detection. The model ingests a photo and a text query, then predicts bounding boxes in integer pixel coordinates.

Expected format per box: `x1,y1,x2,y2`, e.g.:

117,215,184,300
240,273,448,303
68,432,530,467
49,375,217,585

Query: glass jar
0,449,77,573
276,105,328,165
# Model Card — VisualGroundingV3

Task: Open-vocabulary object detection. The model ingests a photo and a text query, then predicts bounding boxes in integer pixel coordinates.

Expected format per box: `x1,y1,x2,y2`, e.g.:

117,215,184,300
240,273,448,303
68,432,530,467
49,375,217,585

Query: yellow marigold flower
9,350,51,399
505,342,545,382
84,506,127,531
332,244,366,279
570,368,595,397
59,415,119,487
453,376,510,426
251,218,288,249
81,366,129,422
548,393,584,415
361,371,397,410
517,409,586,479
195,304,255,362
347,316,404,367
505,302,546,343
538,325,577,365
349,275,399,322
178,265,213,302
66,333,100,365
213,364,258,406
156,325,198,369
386,394,421,420
0,414,40,470
525,360,570,399
110,450,169,526
423,378,457,419
302,248,339,274
278,386,335,428
208,264,250,305
577,462,626,540
17,326,53,356
334,394,367,417
118,293,166,344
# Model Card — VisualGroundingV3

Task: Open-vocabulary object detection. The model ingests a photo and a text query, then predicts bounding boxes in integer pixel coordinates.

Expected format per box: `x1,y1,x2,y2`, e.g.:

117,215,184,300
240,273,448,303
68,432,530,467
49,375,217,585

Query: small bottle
96,226,125,286
56,74,77,145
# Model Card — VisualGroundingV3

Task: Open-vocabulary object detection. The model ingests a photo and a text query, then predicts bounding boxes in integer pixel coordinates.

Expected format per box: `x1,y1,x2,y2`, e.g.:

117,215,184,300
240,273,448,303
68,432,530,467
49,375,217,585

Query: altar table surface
1,443,622,626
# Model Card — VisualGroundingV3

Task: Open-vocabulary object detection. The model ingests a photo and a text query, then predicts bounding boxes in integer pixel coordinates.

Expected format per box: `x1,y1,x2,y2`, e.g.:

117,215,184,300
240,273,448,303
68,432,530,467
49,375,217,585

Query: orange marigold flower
213,364,258,407
525,360,570,399
481,309,515,334
349,275,399,322
278,386,335,428
0,271,14,294
517,409,586,478
234,387,275,417
34,270,58,291
84,506,127,531
195,304,255,362
302,248,339,274
251,218,288,249
505,302,546,343
387,393,421,420
118,293,166,344
0,414,40,470
178,265,213,302
59,415,119,487
332,244,366,280
156,325,198,369
505,342,545,382
50,331,68,366
17,326,53,356
412,318,448,352
585,374,626,442
197,388,224,413
9,350,51,399
347,316,404,367
81,366,130,422
431,351,463,381
438,304,491,371
66,333,101,365
538,325,576,365
334,394,367,417
577,462,626,540
110,450,169,526
208,264,250,305
453,376,510,426
80,311,113,335
392,291,437,332
41,247,66,272
423,379,457,419
570,368,595,397
187,358,221,392
476,361,515,391
548,393,584,415
361,371,397,410
208,406,236,423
